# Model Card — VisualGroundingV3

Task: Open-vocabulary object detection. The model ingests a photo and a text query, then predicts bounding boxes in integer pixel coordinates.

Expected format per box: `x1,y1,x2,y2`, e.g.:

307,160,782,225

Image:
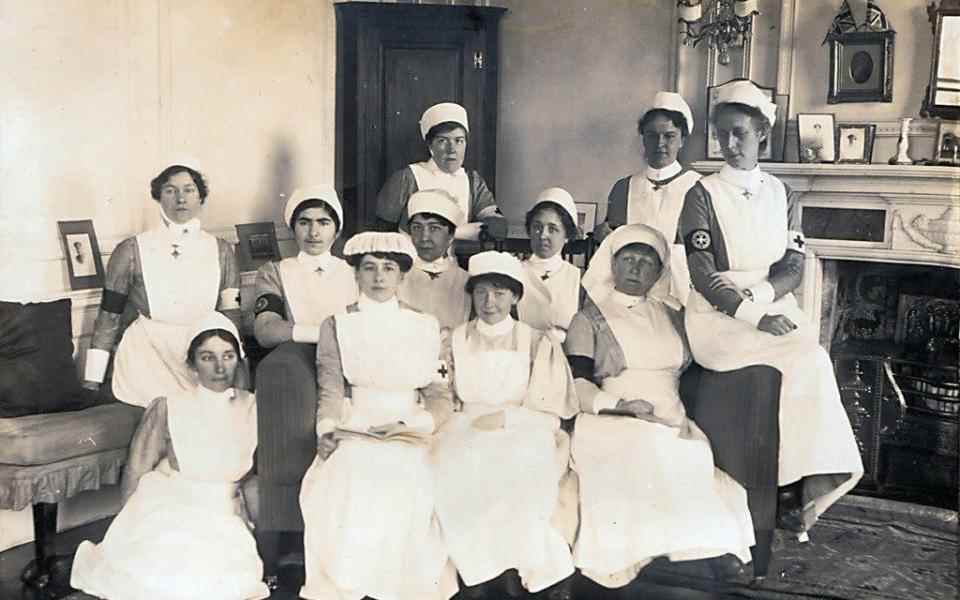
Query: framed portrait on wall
827,31,895,104
235,222,281,272
574,202,597,236
57,220,106,290
706,80,787,161
835,123,876,164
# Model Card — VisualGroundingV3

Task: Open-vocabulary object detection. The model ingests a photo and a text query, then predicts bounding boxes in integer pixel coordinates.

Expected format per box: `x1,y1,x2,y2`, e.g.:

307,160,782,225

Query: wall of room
0,0,337,552
494,0,676,225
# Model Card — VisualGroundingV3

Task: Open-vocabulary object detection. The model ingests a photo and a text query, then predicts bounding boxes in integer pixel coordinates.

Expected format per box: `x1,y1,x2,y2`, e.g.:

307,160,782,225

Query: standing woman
71,312,269,600
565,225,754,590
253,185,357,347
375,102,505,238
299,232,457,600
679,80,862,564
432,251,578,599
594,92,701,305
517,188,583,343
82,162,240,407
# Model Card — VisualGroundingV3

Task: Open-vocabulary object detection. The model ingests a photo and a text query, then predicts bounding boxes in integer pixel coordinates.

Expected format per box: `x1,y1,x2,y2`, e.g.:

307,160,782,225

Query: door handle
473,51,484,70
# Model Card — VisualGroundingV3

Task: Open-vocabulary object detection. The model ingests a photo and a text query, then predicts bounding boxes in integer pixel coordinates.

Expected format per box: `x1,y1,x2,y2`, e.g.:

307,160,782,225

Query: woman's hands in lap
615,398,655,417
758,314,797,336
318,432,339,459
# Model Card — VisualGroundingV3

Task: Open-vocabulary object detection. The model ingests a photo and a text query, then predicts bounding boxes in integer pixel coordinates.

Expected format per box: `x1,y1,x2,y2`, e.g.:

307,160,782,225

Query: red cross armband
788,230,806,253
433,359,450,383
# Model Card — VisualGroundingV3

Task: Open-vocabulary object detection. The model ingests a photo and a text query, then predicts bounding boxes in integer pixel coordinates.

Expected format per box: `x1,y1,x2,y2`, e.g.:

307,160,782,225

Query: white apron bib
518,260,581,342
277,258,357,327
409,161,471,222
112,230,221,407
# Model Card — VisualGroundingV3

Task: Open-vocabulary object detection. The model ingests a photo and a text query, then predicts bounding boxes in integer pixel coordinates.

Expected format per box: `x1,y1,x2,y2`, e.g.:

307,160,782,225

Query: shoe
502,569,525,598
776,486,806,534
709,554,746,582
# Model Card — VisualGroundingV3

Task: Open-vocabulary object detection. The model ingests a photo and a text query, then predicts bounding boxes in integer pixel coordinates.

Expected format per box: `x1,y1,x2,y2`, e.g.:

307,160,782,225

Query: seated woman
431,251,578,600
298,232,457,600
253,184,357,347
83,161,241,407
71,312,268,600
564,224,754,590
679,80,862,567
516,187,583,343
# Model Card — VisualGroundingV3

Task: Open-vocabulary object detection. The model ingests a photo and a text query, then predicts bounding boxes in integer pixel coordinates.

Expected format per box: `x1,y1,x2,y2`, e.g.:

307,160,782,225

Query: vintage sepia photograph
57,219,105,290
836,123,876,164
797,113,837,163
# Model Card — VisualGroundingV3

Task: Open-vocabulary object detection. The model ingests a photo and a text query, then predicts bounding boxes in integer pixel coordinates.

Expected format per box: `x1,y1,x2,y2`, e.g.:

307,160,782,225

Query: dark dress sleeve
315,316,347,432
90,237,138,352
469,171,500,220
375,167,418,230
768,185,805,299
605,176,630,228
120,397,173,504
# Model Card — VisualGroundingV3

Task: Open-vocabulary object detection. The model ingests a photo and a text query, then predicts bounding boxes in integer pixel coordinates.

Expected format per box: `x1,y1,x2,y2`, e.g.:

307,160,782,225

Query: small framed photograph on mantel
58,219,106,290
797,113,837,164
235,222,282,272
574,202,597,237
836,123,877,164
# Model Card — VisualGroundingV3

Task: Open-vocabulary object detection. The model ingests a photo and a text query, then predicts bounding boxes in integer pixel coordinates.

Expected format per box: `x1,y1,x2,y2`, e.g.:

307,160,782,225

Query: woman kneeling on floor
564,224,755,590
71,312,268,600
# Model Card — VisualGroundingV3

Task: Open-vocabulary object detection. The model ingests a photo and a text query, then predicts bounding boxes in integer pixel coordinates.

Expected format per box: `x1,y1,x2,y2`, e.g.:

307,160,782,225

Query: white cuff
84,348,111,383
592,390,621,414
316,417,338,437
292,324,321,344
454,222,484,241
734,298,767,328
748,281,775,304
475,206,500,219
219,287,240,310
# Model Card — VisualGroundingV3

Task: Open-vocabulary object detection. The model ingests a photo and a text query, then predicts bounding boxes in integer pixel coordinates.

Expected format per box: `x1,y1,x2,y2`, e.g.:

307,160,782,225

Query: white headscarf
343,231,417,262
581,223,680,310
187,312,245,358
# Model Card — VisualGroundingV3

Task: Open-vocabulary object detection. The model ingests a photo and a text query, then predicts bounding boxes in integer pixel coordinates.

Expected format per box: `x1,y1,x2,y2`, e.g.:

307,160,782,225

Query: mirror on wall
922,4,960,119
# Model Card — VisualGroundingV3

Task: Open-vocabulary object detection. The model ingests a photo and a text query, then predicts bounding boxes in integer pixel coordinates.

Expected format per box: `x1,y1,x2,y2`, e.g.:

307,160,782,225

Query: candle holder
677,0,759,66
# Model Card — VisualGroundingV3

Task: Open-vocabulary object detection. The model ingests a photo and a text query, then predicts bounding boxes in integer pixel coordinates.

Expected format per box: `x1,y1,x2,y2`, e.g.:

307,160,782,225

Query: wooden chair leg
21,502,58,588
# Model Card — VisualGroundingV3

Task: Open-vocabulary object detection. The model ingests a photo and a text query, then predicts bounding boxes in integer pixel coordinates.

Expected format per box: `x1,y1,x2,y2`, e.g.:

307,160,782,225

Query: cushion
0,298,94,417
0,402,142,466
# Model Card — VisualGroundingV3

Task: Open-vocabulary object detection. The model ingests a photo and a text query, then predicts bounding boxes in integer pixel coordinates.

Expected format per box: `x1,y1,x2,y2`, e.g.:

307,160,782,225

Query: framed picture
235,222,281,272
932,119,960,166
574,202,597,236
797,113,837,163
57,220,105,290
706,80,785,161
835,123,876,164
827,31,895,104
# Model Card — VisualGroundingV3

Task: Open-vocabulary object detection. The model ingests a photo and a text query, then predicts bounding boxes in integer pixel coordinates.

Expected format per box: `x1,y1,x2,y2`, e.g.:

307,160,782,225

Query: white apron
112,229,221,407
276,257,357,326
299,306,457,600
572,298,754,589
626,170,700,306
685,173,863,518
432,322,574,593
517,259,581,343
410,161,471,222
71,390,268,600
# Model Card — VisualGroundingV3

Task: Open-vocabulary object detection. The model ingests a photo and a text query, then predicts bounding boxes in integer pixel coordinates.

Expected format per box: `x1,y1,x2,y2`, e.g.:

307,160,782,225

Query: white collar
476,315,515,337
645,161,682,182
718,164,765,193
610,289,647,309
525,253,564,274
357,293,400,313
414,254,452,274
159,207,202,238
424,158,466,179
296,251,333,272
195,385,237,404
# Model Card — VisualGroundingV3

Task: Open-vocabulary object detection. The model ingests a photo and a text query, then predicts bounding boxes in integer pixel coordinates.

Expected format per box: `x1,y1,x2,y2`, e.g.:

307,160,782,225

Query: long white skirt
572,414,755,589
71,466,269,600
299,439,457,600
686,291,864,518
112,316,194,407
431,414,574,592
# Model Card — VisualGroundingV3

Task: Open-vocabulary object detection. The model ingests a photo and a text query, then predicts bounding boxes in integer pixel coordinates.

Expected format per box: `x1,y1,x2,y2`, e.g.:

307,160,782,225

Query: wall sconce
677,0,760,65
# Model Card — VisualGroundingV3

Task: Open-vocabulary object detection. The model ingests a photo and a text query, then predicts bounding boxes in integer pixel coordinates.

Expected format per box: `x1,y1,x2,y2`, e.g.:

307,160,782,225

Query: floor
0,518,740,600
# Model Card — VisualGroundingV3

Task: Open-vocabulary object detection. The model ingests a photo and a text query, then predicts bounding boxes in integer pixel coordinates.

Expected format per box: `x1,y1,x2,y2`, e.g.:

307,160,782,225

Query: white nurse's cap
406,189,466,228
343,231,417,262
713,80,777,127
649,91,695,135
531,187,578,228
420,102,469,140
283,185,343,229
467,250,526,291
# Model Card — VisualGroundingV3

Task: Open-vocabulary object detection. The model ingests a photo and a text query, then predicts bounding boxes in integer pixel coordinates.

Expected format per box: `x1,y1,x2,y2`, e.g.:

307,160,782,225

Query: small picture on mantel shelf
836,123,876,164
797,113,837,164
933,120,960,166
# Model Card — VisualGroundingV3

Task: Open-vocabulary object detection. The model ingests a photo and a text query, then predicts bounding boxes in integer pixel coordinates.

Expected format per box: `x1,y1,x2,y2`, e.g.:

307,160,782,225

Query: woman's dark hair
425,121,469,145
187,329,241,367
346,251,414,273
712,102,771,152
409,211,456,235
614,242,663,272
525,201,577,242
150,165,208,203
638,108,690,138
465,273,524,301
290,199,341,233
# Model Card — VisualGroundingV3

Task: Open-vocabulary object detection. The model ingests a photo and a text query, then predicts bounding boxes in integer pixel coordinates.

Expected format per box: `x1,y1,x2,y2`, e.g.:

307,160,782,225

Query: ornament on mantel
888,117,915,165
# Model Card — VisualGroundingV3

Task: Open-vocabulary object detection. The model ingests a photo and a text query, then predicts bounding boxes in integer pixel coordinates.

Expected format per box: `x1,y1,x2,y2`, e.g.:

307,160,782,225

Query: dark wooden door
336,3,506,233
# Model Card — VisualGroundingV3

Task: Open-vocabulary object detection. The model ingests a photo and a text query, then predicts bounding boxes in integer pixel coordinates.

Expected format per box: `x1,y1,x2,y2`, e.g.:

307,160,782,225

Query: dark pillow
0,299,94,417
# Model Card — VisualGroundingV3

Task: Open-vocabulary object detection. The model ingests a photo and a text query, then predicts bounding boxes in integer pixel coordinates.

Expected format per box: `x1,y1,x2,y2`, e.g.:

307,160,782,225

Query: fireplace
692,162,960,509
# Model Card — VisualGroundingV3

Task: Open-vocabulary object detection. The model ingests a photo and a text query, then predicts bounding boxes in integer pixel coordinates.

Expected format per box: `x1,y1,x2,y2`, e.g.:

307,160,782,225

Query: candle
734,0,758,18
678,1,702,22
